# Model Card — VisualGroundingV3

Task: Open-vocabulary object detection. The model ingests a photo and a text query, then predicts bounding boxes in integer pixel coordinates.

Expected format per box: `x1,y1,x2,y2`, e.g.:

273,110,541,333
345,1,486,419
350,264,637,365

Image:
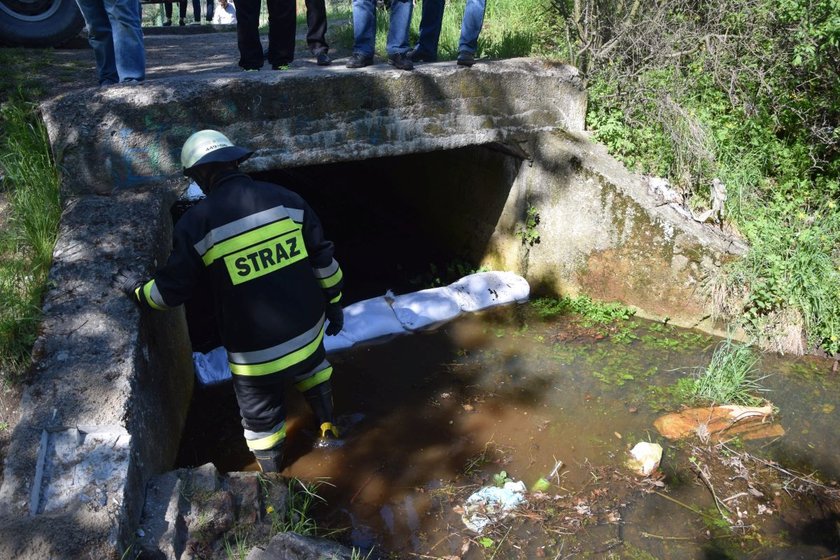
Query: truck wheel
0,0,85,47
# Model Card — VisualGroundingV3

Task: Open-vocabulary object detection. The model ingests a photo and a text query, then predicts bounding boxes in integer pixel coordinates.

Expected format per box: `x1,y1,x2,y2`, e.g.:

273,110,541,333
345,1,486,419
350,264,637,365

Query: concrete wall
480,131,747,332
1,56,749,558
0,186,194,558
40,59,586,196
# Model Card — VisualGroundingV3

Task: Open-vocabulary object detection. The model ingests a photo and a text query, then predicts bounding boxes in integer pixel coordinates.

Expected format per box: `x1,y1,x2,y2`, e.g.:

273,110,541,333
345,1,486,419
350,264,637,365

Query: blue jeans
351,0,413,56
75,0,145,85
415,0,486,56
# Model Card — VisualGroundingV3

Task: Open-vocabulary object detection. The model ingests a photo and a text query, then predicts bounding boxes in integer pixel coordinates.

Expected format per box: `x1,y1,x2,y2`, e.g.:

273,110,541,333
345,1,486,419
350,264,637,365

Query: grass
531,295,635,325
328,0,549,60
690,336,766,406
263,477,332,537
0,96,61,381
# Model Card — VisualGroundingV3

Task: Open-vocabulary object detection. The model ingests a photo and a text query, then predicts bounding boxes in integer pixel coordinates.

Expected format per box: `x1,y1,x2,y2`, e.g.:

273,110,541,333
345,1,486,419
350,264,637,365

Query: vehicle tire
0,0,85,47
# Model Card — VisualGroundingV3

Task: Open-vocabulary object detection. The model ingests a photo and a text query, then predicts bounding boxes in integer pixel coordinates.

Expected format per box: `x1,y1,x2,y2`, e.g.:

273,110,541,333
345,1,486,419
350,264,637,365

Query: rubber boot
303,382,342,448
253,446,284,473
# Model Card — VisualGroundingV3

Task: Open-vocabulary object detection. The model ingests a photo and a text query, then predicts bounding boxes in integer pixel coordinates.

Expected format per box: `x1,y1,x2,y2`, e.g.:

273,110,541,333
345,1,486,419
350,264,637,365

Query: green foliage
579,0,840,356
265,477,330,537
516,205,541,246
0,98,61,380
531,295,635,324
492,470,512,487
691,337,766,405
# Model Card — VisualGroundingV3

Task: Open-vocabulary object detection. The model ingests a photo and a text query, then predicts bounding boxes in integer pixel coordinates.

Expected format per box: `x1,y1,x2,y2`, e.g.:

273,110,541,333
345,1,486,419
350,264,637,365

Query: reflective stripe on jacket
135,172,343,383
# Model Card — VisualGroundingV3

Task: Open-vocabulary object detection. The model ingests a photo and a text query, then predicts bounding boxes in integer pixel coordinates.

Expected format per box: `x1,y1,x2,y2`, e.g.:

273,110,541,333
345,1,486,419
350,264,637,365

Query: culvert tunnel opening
173,143,525,472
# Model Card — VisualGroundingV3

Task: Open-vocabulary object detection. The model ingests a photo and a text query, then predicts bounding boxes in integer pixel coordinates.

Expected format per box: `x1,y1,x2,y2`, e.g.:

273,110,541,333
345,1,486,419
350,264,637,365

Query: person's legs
205,0,214,21
385,0,412,55
75,0,119,85
163,1,173,23
304,0,328,55
178,0,187,22
233,378,287,472
236,0,264,69
294,360,335,429
103,0,145,82
192,0,201,20
350,0,375,57
458,0,485,54
414,0,443,59
266,0,296,66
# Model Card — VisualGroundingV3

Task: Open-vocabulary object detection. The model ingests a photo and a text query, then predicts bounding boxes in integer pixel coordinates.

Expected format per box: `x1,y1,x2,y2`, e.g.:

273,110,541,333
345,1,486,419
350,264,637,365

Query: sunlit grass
0,97,61,381
691,336,766,406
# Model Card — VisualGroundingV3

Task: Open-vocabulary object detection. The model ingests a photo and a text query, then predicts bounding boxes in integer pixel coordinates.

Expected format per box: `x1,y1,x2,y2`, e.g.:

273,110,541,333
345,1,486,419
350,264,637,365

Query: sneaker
346,52,373,68
407,47,437,63
162,19,172,26
179,18,186,26
387,52,413,71
241,67,261,72
457,51,476,67
315,51,331,66
121,78,144,84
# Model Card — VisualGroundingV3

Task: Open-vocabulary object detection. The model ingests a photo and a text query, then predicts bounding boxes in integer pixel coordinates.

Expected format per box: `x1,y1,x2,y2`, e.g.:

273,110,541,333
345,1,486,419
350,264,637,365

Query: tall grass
691,337,766,406
0,98,61,380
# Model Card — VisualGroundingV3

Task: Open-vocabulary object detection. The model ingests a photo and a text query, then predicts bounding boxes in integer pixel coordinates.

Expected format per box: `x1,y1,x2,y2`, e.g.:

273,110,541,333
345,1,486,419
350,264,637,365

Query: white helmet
180,129,253,173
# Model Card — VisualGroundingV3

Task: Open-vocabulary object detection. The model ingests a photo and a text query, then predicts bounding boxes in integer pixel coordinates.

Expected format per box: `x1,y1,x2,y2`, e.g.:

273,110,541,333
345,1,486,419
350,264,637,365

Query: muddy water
176,305,840,559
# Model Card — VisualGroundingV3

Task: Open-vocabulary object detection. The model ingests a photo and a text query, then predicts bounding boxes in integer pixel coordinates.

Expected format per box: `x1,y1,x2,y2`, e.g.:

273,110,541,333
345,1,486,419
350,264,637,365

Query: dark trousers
164,0,187,20
191,0,213,21
236,0,296,68
305,0,328,54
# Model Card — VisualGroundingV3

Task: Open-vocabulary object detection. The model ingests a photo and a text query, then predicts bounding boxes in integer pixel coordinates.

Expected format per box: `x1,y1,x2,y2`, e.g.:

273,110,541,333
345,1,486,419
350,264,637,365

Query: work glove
324,303,344,336
112,269,144,298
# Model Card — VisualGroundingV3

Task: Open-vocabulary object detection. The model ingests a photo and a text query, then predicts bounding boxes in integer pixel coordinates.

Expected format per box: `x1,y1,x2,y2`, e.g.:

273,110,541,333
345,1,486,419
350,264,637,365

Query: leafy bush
569,0,839,355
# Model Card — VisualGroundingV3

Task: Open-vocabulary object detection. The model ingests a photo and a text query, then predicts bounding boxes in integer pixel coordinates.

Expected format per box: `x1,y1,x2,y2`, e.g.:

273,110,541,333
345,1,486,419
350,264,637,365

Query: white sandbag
335,296,407,345
191,272,530,385
192,346,231,386
391,286,462,331
447,271,530,312
322,330,356,353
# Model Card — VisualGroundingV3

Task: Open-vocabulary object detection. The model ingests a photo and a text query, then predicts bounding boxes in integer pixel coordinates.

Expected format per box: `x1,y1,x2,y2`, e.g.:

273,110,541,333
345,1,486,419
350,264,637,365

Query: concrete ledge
39,58,586,195
0,187,194,558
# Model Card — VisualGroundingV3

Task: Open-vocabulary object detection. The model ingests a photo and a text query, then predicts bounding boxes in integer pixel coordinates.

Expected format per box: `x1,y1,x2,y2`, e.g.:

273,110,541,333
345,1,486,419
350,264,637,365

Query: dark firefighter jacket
134,171,343,385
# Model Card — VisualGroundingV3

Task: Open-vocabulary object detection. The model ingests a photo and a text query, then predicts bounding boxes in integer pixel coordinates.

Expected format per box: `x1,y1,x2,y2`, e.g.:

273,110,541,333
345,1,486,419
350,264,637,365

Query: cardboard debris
654,404,785,441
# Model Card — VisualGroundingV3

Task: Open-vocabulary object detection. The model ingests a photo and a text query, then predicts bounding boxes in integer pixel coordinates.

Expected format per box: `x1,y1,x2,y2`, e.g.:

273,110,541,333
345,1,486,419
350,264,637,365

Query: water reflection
176,304,840,558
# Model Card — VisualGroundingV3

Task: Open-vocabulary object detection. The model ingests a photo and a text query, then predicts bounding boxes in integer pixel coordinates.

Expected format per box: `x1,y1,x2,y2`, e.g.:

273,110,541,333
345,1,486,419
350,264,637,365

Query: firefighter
114,129,344,473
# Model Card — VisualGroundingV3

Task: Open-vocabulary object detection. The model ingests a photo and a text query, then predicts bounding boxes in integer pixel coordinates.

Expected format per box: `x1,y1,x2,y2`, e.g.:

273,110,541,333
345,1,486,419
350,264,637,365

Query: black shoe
315,51,331,66
162,19,172,26
407,47,437,63
179,18,185,25
457,51,476,67
346,52,373,68
387,52,414,71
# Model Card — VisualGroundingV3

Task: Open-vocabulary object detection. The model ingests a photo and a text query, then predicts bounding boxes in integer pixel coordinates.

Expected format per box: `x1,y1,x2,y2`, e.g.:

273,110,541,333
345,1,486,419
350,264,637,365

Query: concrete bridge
0,56,744,558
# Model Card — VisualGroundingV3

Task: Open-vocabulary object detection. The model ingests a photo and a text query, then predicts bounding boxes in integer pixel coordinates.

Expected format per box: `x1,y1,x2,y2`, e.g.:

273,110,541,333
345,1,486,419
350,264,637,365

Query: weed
0,98,61,381
223,530,249,560
516,205,541,246
350,547,376,560
265,477,331,537
691,336,766,405
531,296,635,325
